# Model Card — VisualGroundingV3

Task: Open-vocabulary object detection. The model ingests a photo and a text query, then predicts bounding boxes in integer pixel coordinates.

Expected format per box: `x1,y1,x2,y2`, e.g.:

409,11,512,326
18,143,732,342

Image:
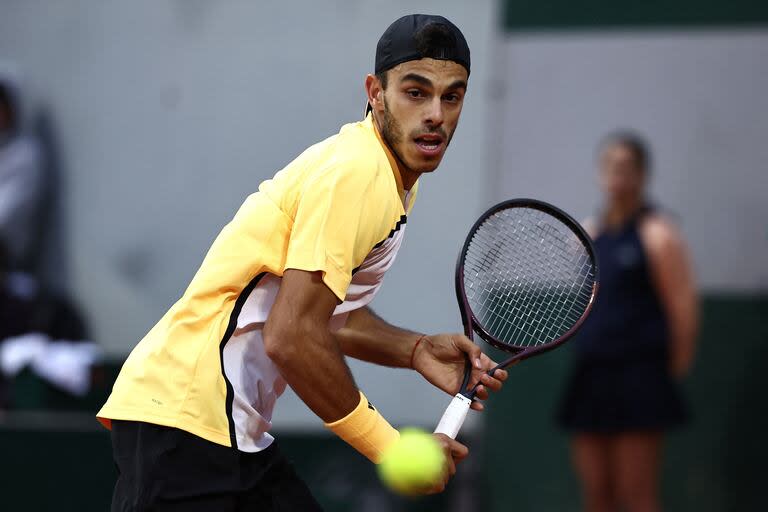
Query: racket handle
434,393,472,439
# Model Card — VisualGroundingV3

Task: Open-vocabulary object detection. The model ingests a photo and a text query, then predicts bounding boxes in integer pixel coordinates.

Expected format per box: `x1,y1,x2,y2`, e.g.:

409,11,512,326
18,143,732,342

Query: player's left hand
411,333,508,411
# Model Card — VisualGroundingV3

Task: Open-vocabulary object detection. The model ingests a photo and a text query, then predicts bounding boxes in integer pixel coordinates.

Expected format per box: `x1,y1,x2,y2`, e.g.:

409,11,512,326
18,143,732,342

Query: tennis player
98,14,507,511
556,132,698,512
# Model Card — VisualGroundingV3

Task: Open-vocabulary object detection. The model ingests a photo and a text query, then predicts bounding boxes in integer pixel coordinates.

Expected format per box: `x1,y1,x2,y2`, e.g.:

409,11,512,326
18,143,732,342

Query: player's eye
443,93,461,103
406,89,424,99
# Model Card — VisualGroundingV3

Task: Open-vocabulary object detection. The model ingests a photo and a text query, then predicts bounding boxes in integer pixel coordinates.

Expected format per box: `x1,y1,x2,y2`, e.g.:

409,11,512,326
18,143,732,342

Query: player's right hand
420,433,469,494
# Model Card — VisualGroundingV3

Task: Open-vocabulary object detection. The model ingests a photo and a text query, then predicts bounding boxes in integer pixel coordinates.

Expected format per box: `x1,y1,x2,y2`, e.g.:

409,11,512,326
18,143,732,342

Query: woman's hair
598,130,652,174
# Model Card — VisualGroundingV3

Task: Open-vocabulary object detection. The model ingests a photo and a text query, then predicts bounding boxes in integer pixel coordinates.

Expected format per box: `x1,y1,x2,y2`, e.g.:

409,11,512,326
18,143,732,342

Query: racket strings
470,228,592,346
467,241,589,346
463,207,596,348
474,222,592,344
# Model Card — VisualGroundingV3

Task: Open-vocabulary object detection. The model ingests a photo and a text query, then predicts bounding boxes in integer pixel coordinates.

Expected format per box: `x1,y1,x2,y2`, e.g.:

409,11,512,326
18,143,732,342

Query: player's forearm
666,292,699,377
264,322,401,463
336,307,421,368
264,323,360,422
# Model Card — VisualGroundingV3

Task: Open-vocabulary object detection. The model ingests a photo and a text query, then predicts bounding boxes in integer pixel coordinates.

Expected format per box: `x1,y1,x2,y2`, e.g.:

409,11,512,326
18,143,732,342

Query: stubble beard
379,97,410,171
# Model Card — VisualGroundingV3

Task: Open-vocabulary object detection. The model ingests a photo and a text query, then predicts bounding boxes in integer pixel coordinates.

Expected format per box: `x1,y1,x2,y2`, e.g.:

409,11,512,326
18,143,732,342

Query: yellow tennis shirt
97,114,418,451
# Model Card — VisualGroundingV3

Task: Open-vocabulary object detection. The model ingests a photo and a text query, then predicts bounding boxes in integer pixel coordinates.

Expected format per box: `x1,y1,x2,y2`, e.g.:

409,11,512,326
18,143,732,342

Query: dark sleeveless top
573,206,669,363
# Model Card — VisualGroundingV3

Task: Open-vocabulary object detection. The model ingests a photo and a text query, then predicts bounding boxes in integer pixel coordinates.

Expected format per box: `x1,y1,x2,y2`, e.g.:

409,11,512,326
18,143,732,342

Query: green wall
483,295,768,511
502,0,768,30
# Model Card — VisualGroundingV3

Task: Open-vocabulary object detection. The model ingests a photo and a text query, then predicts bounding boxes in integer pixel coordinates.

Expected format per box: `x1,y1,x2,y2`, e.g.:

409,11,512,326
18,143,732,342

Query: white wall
490,30,768,291
0,0,496,427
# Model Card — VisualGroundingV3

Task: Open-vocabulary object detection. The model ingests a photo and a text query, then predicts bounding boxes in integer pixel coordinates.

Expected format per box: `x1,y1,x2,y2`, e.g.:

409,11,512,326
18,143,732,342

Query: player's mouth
413,134,445,157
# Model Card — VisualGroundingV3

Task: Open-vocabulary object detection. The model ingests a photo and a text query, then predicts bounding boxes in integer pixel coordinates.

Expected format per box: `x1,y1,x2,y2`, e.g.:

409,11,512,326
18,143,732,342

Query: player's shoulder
580,216,599,239
335,117,388,166
306,119,387,185
639,209,685,252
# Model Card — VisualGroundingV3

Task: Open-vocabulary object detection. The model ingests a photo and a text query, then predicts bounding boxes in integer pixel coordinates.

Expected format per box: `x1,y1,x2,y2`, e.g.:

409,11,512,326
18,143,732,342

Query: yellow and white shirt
98,114,417,451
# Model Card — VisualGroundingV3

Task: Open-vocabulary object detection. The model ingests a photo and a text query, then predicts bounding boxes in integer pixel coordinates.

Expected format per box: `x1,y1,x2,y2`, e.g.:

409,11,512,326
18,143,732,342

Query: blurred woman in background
557,132,699,512
0,71,44,272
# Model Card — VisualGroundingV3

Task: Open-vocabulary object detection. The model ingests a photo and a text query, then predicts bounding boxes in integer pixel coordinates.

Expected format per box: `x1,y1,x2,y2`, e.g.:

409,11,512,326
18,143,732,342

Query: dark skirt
556,357,690,433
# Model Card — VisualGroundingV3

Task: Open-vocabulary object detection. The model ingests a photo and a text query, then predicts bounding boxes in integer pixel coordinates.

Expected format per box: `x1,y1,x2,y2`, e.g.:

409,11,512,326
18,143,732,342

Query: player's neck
383,138,419,192
604,197,644,228
399,166,419,191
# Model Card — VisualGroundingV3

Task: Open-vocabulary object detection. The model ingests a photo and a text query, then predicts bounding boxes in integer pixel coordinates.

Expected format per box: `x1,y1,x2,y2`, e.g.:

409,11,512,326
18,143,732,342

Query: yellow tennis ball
378,428,445,496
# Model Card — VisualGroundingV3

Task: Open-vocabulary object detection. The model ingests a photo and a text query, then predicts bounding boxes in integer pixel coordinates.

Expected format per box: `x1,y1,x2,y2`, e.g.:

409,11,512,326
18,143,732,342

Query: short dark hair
414,22,458,59
375,71,389,90
599,130,651,173
376,23,461,91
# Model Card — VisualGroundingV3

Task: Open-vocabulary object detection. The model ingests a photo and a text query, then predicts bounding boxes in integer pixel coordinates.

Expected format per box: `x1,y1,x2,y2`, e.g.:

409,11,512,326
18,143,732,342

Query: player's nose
423,97,444,126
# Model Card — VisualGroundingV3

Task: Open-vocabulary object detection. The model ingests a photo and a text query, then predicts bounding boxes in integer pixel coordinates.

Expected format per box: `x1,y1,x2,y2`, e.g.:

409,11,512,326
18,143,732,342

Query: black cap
375,14,470,76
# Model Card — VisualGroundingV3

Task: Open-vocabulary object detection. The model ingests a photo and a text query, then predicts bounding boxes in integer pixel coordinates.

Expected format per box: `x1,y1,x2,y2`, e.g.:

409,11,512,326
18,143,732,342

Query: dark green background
502,0,768,30
1,295,765,511
484,295,768,511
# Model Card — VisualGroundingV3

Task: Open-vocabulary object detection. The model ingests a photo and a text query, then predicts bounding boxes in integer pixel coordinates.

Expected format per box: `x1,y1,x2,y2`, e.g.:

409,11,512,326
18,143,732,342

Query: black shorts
110,420,323,512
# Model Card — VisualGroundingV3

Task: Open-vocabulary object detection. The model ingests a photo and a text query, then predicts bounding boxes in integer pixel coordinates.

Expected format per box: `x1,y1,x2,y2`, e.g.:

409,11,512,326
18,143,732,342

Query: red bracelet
409,334,428,369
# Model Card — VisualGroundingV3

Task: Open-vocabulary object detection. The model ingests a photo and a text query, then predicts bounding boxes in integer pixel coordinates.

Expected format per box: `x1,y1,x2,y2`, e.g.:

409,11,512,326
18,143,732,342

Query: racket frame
454,198,600,396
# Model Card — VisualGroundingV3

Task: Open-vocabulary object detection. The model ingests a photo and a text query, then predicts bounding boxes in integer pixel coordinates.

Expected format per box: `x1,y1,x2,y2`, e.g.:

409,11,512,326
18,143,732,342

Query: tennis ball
378,428,445,496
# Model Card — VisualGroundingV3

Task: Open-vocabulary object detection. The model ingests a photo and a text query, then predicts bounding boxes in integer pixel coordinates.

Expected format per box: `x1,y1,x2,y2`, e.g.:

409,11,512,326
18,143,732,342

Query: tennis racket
434,198,599,439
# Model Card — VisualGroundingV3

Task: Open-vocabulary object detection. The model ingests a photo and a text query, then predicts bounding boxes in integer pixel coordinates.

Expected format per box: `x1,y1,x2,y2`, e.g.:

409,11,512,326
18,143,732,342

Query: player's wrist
409,334,429,370
324,390,400,463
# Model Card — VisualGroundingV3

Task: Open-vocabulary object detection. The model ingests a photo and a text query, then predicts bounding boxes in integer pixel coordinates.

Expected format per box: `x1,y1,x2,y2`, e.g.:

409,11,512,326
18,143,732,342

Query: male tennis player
98,14,507,511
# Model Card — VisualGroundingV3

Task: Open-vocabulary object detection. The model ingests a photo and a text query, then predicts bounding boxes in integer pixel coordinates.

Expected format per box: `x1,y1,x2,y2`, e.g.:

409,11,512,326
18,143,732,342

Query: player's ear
365,74,383,111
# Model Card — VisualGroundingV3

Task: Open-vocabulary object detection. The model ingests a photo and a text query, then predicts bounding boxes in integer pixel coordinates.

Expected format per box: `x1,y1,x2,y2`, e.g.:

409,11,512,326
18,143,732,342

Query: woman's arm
640,216,700,378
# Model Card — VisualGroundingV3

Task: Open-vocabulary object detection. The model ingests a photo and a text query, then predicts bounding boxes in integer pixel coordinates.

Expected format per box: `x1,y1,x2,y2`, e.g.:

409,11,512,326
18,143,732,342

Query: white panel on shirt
223,220,407,452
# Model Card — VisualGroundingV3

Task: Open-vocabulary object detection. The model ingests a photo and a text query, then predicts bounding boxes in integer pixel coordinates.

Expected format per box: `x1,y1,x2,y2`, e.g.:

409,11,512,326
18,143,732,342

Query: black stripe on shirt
373,214,407,249
352,214,408,276
218,272,266,450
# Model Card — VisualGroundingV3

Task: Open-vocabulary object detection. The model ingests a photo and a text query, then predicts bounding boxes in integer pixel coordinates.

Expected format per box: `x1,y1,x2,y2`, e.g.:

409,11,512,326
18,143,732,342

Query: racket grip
434,394,472,439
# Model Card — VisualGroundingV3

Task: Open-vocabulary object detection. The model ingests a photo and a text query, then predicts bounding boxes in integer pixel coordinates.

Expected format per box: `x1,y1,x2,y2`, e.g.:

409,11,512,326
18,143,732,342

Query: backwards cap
375,14,470,75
